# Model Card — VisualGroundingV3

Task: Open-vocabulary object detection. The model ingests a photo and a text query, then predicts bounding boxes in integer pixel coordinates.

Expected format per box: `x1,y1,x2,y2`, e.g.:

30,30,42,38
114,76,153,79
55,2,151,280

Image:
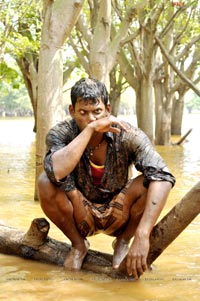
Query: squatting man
38,78,175,279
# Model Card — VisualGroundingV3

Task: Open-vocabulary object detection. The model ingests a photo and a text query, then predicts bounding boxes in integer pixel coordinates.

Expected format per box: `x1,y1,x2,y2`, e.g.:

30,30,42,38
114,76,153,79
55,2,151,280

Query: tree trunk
1,182,200,280
75,2,136,88
171,93,184,135
89,0,111,85
109,67,123,116
154,79,172,145
17,55,38,132
35,0,84,200
135,77,154,142
153,14,174,146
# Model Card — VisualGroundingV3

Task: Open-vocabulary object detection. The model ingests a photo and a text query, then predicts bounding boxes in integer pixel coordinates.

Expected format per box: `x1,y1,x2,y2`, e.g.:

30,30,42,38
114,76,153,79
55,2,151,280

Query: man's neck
89,132,104,147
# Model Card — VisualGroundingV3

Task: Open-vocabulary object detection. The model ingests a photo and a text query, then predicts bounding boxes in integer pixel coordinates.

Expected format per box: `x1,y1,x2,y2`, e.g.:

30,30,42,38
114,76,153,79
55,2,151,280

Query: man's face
69,98,110,131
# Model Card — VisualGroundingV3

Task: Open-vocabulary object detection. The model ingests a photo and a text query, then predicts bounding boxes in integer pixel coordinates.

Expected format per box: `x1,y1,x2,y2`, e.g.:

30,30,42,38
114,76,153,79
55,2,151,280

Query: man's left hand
126,236,150,279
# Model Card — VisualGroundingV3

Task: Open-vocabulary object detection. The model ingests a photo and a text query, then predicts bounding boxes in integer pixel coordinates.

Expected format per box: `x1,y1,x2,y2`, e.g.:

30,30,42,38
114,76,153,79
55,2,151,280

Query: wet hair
70,78,109,107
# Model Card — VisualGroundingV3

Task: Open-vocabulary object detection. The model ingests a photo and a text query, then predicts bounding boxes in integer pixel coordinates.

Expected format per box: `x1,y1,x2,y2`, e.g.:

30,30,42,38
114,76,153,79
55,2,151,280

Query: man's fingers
126,256,147,279
136,261,144,278
126,255,138,279
109,116,130,133
109,126,121,134
141,259,148,272
118,121,131,132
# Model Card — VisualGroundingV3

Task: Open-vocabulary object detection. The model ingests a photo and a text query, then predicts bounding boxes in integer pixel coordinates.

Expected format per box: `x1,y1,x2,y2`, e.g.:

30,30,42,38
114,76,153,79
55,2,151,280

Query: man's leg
37,171,89,270
112,175,148,269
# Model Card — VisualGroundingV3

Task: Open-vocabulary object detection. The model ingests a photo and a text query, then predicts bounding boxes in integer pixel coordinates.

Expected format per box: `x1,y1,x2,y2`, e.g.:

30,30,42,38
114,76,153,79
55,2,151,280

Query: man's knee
37,171,57,202
126,175,147,200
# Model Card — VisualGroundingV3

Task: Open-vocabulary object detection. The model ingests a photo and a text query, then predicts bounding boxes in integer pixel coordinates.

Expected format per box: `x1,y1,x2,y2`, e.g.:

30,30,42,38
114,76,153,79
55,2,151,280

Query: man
38,78,175,279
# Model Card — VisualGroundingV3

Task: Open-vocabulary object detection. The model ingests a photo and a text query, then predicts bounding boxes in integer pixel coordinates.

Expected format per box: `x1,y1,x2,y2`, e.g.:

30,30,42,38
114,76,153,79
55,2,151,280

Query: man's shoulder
49,118,76,133
46,118,78,144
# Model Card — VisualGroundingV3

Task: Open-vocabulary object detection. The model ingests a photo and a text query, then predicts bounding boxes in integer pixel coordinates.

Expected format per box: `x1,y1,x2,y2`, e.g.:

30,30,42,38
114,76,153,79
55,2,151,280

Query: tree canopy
1,0,200,142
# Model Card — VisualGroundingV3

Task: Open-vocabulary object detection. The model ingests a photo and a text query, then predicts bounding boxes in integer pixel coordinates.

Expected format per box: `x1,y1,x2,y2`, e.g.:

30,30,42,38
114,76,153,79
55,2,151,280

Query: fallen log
0,181,200,279
172,128,193,145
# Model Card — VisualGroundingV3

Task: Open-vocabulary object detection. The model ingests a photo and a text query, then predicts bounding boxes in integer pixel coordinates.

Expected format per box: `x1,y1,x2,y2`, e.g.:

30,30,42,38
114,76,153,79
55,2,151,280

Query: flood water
0,115,200,301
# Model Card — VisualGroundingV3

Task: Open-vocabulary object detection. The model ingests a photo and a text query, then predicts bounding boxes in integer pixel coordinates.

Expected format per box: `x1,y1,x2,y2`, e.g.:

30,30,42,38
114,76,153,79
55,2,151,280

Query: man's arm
52,116,129,181
126,180,172,279
52,124,94,181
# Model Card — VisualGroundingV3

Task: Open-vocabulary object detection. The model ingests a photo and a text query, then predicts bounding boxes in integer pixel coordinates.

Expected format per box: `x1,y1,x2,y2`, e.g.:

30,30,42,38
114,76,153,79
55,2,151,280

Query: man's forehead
76,98,104,107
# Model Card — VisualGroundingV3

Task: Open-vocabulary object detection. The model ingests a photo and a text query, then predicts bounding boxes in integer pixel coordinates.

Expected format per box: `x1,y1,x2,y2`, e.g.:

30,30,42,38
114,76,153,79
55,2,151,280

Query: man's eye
95,109,102,114
80,110,85,115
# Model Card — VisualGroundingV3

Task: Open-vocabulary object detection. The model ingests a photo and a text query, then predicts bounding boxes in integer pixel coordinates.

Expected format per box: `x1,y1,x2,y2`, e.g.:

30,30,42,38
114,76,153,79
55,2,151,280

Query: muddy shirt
44,119,175,203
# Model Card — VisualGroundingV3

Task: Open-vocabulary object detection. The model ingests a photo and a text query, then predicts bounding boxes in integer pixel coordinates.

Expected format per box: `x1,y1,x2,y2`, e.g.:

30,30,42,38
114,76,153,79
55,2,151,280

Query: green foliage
0,0,42,88
0,61,18,82
0,55,24,91
0,0,42,55
0,82,32,115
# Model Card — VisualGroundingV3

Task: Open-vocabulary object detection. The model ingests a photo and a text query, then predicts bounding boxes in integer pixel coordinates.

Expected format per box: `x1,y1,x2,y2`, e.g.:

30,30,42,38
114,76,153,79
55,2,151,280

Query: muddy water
0,116,199,301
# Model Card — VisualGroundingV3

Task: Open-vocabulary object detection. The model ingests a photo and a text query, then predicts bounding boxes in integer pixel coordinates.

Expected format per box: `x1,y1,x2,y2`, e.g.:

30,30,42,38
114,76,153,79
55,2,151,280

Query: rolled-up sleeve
43,121,76,192
126,127,176,188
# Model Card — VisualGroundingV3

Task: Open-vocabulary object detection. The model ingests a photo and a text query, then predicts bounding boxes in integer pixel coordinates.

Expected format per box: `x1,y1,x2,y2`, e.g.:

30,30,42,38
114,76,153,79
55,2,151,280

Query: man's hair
70,78,109,107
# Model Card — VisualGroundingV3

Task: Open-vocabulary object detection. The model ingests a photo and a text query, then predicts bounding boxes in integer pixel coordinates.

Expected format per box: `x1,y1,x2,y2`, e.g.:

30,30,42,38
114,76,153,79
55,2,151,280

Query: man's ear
105,104,111,115
69,104,75,117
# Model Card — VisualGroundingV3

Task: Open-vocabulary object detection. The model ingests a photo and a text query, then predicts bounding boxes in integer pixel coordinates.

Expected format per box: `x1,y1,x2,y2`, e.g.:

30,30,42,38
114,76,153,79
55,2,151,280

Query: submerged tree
154,1,200,143
35,0,85,199
117,0,200,144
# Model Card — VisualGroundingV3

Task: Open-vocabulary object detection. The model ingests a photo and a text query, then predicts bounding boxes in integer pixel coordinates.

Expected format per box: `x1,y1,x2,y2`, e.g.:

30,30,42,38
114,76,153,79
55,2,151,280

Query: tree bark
147,181,200,264
154,78,172,145
135,77,154,142
171,93,185,135
89,0,111,84
1,182,200,279
155,35,200,97
35,0,84,199
17,54,38,132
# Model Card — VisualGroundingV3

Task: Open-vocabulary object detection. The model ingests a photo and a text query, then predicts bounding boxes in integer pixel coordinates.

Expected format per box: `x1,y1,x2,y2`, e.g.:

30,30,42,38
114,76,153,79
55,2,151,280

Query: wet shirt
44,119,175,203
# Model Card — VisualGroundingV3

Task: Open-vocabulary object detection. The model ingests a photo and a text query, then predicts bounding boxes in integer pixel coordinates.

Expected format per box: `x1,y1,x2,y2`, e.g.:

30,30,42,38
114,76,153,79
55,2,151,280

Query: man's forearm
135,181,172,238
52,125,94,181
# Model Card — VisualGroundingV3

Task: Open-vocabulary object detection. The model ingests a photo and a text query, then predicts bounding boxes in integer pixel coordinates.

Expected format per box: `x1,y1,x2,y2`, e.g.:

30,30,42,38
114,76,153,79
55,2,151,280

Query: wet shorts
76,180,132,237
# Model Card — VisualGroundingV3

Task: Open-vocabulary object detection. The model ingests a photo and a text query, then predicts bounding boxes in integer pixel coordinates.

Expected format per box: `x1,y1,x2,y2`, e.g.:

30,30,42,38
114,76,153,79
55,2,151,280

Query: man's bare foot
112,238,129,270
64,239,90,271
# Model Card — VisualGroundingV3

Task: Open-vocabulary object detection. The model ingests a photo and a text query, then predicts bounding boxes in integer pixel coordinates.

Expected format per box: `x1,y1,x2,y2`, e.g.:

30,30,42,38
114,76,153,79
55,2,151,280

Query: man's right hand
87,115,130,134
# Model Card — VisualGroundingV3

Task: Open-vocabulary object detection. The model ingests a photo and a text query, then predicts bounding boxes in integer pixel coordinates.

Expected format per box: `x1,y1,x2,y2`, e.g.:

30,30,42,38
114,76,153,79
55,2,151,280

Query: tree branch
155,35,200,96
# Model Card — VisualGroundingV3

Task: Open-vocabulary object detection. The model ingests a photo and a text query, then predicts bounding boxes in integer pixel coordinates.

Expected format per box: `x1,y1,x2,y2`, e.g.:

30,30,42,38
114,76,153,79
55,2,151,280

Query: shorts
76,181,132,237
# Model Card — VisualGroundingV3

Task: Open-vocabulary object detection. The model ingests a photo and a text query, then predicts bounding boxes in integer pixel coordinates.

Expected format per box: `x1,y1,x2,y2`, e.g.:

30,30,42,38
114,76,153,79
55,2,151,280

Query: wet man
38,78,175,279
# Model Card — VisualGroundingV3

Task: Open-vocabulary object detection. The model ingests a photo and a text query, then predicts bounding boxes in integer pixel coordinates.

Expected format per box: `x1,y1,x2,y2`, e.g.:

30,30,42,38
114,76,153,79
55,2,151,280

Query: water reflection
0,116,200,301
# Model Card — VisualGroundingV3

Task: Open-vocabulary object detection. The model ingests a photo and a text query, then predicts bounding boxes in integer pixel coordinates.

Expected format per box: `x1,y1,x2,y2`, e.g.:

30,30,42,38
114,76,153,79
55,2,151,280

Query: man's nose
88,113,96,122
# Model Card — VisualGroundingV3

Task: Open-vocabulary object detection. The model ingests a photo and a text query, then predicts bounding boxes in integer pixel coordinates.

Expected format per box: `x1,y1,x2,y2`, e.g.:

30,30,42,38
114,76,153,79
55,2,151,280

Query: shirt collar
105,131,113,142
